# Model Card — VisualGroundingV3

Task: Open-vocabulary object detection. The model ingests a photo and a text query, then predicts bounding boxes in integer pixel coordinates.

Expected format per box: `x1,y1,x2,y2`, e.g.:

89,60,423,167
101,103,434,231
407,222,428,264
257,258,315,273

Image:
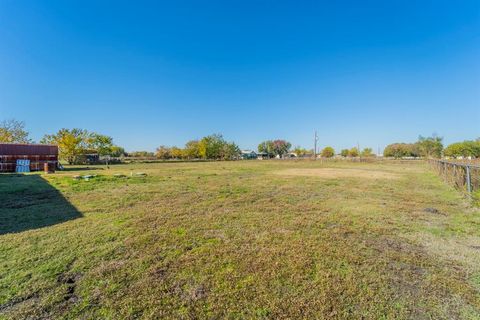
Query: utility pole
314,131,318,160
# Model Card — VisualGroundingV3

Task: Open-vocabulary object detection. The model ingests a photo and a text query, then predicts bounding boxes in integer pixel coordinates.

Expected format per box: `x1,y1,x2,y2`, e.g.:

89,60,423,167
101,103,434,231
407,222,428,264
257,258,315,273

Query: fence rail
428,159,480,194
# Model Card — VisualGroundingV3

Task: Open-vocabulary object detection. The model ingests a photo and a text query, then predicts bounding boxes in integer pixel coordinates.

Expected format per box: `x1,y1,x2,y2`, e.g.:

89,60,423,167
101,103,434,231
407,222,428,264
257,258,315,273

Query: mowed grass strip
0,160,479,319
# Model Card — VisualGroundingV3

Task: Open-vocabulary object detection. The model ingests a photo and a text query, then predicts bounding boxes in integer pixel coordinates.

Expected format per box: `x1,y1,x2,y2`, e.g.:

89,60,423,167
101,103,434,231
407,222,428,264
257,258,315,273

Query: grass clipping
274,168,399,179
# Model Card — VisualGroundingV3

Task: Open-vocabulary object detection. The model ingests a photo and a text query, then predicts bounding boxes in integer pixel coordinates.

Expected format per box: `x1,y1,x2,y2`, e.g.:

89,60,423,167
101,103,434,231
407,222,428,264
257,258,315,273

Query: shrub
348,147,359,157
361,148,375,157
444,140,480,158
415,135,443,158
321,146,335,158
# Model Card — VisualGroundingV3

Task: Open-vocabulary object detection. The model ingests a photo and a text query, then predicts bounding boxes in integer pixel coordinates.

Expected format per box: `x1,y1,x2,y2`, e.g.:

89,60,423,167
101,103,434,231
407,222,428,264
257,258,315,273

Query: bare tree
0,119,32,143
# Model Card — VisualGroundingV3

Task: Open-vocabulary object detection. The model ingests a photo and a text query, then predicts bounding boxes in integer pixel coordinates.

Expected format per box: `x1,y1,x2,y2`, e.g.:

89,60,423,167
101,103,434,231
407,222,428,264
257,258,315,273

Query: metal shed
0,143,58,172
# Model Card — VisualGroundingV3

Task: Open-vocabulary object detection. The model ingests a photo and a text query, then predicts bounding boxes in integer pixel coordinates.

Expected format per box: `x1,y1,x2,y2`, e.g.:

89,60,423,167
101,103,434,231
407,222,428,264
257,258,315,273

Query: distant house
257,152,270,160
85,153,100,163
241,150,257,160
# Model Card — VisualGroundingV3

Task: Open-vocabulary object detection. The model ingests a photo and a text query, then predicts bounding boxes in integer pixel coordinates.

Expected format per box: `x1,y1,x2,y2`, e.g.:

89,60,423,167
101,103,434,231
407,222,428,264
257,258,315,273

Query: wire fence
428,159,480,194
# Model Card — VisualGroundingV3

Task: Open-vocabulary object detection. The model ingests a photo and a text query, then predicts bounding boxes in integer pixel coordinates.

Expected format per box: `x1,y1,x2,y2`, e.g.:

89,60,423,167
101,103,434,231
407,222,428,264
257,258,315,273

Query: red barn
0,143,58,172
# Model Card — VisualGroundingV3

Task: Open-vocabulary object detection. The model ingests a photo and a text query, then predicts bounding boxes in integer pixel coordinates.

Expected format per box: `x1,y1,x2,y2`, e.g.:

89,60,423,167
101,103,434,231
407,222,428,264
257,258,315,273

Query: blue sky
0,1,479,152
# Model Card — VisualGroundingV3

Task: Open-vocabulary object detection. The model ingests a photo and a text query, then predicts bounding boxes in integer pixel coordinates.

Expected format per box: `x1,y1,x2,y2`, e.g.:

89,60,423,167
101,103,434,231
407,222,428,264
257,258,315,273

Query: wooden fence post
443,161,447,181
466,165,472,193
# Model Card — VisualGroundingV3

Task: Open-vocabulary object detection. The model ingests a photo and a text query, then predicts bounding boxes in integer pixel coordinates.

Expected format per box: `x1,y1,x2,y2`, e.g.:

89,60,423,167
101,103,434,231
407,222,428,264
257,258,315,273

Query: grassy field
1,160,479,319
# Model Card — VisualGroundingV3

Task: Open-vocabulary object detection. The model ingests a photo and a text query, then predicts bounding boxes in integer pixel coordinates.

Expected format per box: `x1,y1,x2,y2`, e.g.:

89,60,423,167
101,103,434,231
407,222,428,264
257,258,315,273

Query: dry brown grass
274,167,399,180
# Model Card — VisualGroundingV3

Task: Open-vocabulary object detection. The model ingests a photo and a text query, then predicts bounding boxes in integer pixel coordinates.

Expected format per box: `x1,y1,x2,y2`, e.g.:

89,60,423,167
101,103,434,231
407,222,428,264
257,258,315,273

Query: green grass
0,160,479,319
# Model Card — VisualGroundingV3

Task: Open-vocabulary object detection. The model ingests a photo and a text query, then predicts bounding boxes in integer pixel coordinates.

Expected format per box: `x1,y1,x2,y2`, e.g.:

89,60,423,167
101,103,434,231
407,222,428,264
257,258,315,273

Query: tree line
155,134,239,160
383,136,443,158
1,119,479,163
0,119,124,164
383,135,480,159
41,129,125,164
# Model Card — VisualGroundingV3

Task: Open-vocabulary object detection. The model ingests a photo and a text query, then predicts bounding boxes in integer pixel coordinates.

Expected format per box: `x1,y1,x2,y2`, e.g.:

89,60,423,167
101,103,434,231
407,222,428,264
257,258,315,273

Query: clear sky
1,1,479,152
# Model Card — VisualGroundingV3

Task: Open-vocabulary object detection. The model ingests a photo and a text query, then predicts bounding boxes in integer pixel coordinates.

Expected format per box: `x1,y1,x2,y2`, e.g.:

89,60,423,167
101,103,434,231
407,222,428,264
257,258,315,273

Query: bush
361,148,375,157
321,146,335,158
415,135,443,158
444,140,480,158
348,147,359,157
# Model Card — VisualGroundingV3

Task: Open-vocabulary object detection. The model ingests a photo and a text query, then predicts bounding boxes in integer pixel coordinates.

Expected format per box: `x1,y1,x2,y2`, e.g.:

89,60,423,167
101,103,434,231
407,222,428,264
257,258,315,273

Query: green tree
444,140,480,158
443,142,464,158
41,128,89,164
258,140,293,158
321,146,335,158
87,133,114,156
197,134,240,160
199,134,225,159
340,149,349,157
415,135,443,158
155,135,239,161
348,147,359,157
258,140,275,157
221,142,241,160
0,119,32,143
383,143,418,158
41,129,121,163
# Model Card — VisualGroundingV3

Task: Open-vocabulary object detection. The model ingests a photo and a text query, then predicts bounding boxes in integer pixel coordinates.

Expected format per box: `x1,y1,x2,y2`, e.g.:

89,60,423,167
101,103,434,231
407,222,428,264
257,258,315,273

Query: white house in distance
256,152,269,160
241,150,257,160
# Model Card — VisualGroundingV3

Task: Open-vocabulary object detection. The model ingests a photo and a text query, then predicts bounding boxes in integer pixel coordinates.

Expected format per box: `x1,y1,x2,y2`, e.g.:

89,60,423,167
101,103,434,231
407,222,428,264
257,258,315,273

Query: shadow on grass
0,174,82,235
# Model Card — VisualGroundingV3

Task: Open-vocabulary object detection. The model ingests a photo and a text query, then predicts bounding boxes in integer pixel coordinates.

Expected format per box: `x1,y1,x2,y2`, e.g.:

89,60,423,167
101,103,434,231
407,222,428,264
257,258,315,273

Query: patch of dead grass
274,168,399,180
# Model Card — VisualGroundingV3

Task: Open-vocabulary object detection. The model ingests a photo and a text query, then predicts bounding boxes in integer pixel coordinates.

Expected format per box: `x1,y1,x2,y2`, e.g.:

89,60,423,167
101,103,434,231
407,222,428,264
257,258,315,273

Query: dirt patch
57,272,82,302
0,293,39,313
409,233,480,271
274,168,399,180
423,207,445,215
